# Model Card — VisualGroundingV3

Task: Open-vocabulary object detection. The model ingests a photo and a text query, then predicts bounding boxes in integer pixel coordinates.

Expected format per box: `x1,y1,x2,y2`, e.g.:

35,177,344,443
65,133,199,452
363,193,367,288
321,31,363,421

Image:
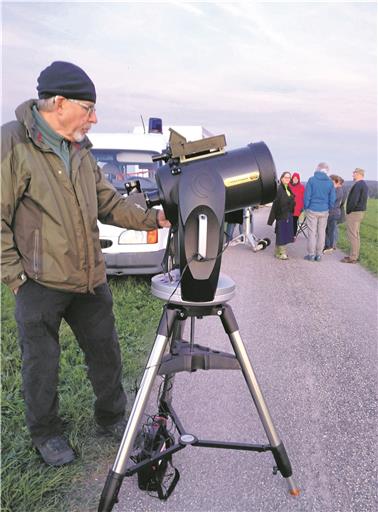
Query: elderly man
341,168,369,264
303,162,336,262
1,61,169,466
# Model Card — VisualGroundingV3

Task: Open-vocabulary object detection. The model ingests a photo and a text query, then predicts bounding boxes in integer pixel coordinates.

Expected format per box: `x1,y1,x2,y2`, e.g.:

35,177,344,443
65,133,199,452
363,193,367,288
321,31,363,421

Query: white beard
73,130,86,142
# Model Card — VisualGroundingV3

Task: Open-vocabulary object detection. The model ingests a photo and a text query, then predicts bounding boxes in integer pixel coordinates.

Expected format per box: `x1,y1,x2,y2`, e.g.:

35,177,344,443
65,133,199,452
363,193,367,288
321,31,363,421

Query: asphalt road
108,207,377,512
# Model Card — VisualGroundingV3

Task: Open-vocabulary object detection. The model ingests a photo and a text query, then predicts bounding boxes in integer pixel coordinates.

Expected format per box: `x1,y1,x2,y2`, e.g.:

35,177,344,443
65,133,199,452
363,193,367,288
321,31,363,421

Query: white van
90,121,212,275
90,127,169,275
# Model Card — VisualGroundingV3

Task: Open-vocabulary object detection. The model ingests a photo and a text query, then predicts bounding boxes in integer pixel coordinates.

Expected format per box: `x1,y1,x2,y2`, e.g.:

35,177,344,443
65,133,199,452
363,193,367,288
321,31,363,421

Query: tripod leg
159,318,185,410
98,307,178,512
220,304,299,496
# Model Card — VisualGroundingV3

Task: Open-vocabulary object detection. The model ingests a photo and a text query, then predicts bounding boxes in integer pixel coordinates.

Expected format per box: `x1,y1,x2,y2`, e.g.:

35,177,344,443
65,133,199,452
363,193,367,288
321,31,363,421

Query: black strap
161,227,176,273
156,463,180,501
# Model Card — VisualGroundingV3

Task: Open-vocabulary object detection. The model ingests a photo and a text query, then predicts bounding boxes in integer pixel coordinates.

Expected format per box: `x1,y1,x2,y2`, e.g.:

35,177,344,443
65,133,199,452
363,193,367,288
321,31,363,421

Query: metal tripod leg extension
220,303,300,496
98,306,178,512
229,208,271,251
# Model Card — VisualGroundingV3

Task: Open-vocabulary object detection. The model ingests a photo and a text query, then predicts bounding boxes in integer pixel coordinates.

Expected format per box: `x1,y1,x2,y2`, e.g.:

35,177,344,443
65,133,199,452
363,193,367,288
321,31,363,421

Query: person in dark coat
324,175,344,253
267,172,295,259
341,168,369,263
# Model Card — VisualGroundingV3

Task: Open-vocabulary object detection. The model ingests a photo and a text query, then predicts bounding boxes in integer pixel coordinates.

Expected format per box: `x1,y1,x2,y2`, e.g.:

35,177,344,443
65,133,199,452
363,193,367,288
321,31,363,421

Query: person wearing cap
1,61,170,467
303,162,336,262
341,168,369,264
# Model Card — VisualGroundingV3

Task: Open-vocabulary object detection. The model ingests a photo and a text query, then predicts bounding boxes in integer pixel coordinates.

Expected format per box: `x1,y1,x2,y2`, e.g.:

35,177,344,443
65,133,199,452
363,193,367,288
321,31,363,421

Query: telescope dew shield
223,142,277,212
176,142,277,214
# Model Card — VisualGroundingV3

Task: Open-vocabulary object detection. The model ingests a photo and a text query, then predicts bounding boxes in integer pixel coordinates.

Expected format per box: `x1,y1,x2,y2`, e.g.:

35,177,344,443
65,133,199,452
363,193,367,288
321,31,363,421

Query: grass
1,276,164,512
337,198,378,274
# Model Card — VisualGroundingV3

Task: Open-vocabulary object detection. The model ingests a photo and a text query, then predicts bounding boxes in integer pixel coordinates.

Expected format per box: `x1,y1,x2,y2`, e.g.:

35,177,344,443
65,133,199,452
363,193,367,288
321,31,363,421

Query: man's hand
157,209,171,228
13,273,27,295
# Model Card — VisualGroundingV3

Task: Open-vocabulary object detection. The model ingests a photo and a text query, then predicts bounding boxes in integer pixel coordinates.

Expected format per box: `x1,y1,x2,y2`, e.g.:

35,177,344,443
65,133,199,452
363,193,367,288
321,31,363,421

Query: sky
1,0,377,181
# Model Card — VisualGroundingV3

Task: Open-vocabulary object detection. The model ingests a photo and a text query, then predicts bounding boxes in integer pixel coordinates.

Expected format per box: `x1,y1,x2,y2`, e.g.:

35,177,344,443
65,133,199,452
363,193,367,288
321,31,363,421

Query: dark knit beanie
37,61,96,102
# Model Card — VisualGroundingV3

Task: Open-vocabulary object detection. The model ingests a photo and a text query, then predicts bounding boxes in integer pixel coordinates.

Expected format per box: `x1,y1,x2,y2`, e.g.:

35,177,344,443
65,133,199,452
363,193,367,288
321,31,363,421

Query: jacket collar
314,170,329,180
15,99,93,153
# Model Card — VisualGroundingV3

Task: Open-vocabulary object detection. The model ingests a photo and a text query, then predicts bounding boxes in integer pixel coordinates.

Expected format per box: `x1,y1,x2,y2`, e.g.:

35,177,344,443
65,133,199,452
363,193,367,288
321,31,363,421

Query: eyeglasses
67,98,96,116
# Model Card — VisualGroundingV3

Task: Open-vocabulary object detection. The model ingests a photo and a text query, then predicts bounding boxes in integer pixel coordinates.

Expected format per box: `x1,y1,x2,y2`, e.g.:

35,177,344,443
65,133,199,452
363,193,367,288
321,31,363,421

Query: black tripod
98,273,299,511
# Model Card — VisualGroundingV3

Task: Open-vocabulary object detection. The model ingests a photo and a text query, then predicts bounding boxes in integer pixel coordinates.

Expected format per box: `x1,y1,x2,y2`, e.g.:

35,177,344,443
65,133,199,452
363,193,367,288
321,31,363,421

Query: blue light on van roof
148,117,163,134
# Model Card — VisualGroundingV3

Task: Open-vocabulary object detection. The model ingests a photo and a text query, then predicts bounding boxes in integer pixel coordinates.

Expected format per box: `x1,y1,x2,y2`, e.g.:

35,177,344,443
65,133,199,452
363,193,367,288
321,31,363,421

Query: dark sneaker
314,255,321,262
35,436,75,466
304,255,315,261
97,417,128,441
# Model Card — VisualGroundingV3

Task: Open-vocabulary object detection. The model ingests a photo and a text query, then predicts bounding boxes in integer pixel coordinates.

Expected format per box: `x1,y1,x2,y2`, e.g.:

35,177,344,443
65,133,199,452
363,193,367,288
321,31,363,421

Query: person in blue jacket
303,163,336,261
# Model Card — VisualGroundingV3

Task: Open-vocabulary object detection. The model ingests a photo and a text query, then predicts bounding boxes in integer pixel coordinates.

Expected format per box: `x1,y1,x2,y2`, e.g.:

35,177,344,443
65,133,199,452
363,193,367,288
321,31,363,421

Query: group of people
267,163,369,263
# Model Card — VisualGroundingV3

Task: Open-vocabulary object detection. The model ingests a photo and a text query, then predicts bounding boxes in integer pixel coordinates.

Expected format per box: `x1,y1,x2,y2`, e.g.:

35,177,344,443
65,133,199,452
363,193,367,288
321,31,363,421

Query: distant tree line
301,180,378,198
343,180,378,199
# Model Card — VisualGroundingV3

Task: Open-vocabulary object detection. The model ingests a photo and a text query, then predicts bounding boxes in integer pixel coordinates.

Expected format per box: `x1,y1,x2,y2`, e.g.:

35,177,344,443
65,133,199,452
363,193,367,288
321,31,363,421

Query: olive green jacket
1,100,159,293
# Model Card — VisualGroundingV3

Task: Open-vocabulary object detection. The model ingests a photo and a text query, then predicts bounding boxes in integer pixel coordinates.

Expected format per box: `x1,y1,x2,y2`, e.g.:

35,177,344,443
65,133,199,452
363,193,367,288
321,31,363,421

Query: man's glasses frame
66,98,96,116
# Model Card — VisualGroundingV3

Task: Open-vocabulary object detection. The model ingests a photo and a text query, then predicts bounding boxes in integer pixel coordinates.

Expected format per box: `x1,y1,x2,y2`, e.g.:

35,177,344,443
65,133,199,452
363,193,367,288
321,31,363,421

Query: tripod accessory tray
151,269,236,305
158,339,241,375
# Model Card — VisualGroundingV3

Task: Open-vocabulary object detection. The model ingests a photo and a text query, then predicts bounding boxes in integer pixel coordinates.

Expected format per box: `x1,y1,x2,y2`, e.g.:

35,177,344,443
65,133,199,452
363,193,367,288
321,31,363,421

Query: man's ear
54,95,66,112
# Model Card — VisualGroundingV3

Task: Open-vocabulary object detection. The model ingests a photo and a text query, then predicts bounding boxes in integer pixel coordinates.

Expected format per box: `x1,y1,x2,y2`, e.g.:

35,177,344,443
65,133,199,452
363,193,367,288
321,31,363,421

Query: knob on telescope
151,142,173,163
124,180,141,195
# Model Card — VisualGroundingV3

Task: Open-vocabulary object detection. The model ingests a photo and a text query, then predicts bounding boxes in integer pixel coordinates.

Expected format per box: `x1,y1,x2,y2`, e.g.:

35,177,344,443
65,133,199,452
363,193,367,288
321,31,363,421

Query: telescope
144,129,277,302
98,131,299,512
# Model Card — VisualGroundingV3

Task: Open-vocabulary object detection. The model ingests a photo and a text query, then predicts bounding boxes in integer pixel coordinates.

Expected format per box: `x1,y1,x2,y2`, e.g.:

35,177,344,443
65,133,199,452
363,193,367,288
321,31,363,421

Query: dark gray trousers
15,280,126,444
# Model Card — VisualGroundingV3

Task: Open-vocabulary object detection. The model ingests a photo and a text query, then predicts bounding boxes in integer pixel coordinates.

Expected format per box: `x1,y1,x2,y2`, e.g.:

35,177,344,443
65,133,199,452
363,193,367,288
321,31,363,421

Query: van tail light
147,229,158,244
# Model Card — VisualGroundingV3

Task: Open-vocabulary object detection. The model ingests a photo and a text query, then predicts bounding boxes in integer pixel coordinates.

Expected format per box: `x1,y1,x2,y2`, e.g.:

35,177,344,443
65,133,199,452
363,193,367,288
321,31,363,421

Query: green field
1,200,377,511
337,198,378,275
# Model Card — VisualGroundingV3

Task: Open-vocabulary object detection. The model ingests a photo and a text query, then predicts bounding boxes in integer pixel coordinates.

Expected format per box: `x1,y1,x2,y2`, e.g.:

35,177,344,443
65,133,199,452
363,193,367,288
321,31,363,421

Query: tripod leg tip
286,475,300,496
98,469,123,512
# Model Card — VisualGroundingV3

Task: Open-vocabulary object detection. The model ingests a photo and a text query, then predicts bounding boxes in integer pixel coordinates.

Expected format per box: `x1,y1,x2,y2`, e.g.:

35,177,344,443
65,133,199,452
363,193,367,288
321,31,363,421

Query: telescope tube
151,141,277,225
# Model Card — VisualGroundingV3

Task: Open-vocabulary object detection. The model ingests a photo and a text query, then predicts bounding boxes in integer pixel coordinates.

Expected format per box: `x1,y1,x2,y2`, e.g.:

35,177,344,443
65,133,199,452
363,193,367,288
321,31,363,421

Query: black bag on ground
134,416,180,500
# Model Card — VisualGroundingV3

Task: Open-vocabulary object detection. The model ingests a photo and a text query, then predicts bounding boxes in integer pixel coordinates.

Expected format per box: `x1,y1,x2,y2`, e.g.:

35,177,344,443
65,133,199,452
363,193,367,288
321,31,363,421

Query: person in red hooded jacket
289,172,305,236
